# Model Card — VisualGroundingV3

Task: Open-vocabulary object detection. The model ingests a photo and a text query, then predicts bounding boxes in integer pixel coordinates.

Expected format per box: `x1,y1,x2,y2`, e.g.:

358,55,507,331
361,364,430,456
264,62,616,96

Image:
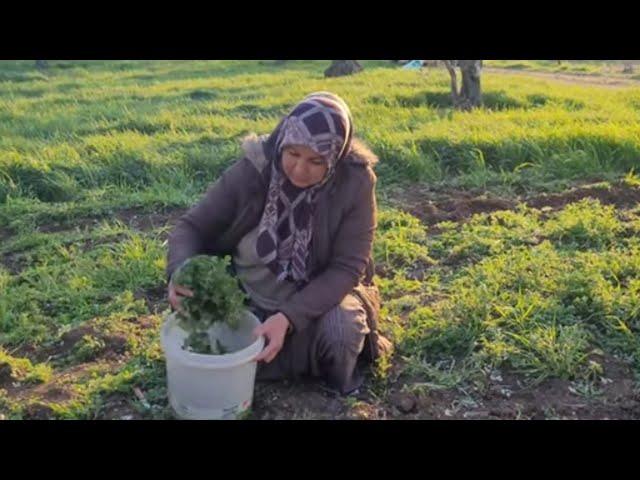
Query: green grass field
1,60,640,420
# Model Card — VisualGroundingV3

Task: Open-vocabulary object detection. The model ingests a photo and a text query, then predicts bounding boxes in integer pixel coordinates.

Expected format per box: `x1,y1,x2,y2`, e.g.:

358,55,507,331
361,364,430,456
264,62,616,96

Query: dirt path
485,67,640,88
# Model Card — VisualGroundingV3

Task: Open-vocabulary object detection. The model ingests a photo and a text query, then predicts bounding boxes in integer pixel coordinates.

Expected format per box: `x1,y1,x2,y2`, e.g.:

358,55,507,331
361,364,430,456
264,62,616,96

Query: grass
1,60,640,418
377,198,640,389
2,60,640,209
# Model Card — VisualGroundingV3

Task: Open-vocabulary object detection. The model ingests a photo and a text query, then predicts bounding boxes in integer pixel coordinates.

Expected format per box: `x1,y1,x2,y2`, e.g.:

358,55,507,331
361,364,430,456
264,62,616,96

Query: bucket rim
161,310,265,370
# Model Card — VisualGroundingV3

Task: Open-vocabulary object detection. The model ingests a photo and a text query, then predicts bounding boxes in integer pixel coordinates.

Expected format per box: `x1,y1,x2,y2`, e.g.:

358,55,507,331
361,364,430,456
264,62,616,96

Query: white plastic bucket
160,310,264,420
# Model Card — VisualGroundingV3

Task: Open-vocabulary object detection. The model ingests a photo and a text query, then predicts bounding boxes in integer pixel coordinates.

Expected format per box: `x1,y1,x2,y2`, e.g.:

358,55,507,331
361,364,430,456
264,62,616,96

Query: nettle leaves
172,255,247,354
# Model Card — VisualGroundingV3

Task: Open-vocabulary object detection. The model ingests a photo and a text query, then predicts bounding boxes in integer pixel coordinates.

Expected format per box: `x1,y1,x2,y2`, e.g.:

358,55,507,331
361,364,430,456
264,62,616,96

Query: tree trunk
443,60,483,110
459,60,483,109
324,60,363,77
443,60,460,105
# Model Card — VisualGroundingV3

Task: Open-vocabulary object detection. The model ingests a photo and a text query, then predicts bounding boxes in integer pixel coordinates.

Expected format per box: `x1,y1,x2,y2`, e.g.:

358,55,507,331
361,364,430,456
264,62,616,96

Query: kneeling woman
167,92,391,395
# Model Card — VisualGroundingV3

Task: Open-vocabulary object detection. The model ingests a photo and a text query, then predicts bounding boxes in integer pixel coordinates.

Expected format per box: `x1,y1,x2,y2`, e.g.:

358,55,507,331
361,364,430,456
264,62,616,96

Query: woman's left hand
253,312,291,363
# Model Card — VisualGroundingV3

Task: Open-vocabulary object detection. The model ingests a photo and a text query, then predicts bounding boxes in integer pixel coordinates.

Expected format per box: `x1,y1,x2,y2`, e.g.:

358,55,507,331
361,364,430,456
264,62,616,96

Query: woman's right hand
168,280,194,312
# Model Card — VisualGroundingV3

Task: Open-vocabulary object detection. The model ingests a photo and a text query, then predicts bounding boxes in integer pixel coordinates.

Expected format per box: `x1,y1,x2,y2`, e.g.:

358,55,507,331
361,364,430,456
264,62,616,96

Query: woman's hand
253,312,291,363
168,279,194,313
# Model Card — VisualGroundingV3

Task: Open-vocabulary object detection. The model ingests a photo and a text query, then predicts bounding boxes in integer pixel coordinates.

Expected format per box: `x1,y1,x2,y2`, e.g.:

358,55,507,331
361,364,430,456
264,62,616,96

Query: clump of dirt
57,324,127,361
100,394,144,420
18,314,159,366
390,391,418,414
391,181,640,230
36,206,185,236
526,183,640,211
0,362,13,386
114,207,185,234
134,285,167,313
1,251,29,275
395,187,516,226
432,197,516,224
6,361,127,420
22,402,56,420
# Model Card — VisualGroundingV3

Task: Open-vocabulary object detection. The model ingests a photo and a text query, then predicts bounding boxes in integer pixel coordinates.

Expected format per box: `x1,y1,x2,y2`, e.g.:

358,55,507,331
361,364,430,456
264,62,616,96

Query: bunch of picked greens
172,255,247,354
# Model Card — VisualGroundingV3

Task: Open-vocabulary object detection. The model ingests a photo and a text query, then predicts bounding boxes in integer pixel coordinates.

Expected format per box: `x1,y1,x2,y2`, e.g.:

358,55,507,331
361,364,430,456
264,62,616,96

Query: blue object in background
402,60,424,70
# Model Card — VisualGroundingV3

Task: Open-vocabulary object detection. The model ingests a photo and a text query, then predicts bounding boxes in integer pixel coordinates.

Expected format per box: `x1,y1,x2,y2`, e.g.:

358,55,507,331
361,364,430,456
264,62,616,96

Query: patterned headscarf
255,92,353,285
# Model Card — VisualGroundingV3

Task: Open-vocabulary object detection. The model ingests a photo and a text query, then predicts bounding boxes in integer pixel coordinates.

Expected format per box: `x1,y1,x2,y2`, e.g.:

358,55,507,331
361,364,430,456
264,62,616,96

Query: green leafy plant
172,255,247,354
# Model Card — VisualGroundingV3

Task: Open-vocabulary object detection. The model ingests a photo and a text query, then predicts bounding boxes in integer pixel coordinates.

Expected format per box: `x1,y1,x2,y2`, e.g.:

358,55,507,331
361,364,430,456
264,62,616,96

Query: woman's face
281,144,328,188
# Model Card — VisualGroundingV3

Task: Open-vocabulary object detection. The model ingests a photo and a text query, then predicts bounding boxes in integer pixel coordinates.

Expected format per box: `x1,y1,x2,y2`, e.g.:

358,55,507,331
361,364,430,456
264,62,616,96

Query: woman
166,92,391,395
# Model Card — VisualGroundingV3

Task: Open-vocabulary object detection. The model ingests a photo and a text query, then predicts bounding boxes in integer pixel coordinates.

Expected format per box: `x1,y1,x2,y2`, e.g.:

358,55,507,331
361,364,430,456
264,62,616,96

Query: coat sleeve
166,158,250,282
